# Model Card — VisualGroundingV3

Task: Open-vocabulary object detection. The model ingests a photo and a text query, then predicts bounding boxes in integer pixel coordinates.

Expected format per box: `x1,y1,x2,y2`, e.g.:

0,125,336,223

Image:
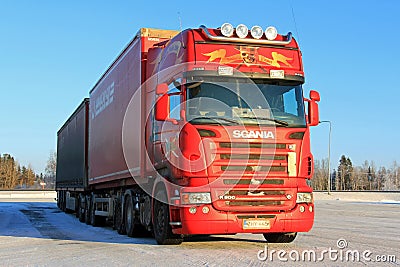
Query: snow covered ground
0,198,398,266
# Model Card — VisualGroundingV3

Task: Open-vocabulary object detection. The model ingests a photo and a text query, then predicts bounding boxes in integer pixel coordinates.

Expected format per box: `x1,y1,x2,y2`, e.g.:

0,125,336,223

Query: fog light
265,26,278,40
250,25,263,39
236,24,248,38
189,206,197,214
286,194,292,200
202,206,210,214
221,23,234,37
299,206,305,213
309,205,313,212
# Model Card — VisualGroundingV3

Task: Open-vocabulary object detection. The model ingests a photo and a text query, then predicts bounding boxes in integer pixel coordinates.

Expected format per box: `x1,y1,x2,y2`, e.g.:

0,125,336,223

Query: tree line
0,152,56,190
2,151,399,191
313,155,400,191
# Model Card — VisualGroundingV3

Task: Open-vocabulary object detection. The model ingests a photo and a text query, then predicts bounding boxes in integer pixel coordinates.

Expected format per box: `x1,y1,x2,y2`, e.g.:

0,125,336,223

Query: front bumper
172,202,314,235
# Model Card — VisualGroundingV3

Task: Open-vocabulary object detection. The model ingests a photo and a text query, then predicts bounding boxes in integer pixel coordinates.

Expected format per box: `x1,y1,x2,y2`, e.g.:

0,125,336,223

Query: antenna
177,12,186,49
290,2,301,44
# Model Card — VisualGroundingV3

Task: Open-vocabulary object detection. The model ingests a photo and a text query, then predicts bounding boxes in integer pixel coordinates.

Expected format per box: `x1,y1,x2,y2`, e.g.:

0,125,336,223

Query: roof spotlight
236,24,248,38
250,25,264,39
220,23,234,37
265,26,278,40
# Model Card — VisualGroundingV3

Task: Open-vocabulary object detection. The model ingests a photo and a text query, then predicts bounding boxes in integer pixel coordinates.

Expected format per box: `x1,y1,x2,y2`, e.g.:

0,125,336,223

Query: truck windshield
186,78,306,127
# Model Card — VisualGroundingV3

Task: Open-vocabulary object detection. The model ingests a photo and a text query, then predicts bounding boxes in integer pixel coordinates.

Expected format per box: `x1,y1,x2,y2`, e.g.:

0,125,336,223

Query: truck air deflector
199,25,292,46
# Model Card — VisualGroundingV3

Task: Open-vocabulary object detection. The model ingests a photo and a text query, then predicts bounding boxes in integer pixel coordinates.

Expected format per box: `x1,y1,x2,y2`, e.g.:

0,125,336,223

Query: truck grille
210,141,291,177
209,140,296,212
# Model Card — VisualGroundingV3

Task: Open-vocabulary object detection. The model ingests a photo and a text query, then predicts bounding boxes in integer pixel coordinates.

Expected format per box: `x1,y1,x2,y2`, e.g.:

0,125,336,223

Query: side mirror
155,94,169,121
307,90,320,126
155,89,178,125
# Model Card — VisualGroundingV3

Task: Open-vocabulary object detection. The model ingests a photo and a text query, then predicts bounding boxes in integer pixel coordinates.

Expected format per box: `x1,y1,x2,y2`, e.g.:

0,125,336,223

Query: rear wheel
60,191,66,212
114,198,126,235
84,195,91,225
90,194,106,227
124,195,142,237
153,190,183,245
78,194,85,222
263,232,297,243
125,196,135,236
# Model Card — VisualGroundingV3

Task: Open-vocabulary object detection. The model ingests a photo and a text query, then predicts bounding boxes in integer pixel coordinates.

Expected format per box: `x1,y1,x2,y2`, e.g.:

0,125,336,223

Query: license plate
243,219,270,230
270,70,285,79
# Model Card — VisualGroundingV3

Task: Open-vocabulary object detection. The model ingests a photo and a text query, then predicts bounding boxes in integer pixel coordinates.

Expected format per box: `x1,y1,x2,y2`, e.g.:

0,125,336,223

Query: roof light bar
199,25,292,46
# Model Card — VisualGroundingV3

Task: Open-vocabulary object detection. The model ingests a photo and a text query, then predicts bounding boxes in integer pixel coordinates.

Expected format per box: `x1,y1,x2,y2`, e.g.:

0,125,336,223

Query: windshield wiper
190,116,240,125
241,117,289,127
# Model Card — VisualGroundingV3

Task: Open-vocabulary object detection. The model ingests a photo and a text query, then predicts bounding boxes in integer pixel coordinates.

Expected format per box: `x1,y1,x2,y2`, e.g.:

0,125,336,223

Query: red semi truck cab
56,24,320,245
148,24,320,242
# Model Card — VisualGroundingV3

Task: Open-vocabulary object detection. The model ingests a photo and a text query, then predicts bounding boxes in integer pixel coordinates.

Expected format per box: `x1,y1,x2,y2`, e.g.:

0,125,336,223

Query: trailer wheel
263,232,297,243
153,190,183,245
56,191,61,209
90,195,106,227
78,194,85,222
84,195,91,225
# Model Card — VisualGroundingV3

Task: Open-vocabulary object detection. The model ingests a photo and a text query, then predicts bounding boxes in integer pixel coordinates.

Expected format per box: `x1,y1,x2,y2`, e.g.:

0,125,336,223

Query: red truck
56,23,320,245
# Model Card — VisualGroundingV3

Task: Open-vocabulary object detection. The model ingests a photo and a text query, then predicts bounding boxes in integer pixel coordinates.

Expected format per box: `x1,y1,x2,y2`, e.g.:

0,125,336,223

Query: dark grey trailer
56,98,89,190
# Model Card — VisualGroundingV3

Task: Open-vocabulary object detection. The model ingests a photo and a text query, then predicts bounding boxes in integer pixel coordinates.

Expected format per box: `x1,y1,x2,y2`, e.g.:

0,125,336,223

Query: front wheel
263,232,297,243
153,190,183,245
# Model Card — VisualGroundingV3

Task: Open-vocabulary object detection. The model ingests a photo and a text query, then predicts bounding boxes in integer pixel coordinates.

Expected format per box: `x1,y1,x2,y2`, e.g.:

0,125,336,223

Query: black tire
125,195,141,237
84,195,91,225
90,195,105,227
153,190,183,245
114,198,126,235
60,191,66,212
78,195,85,222
263,232,297,243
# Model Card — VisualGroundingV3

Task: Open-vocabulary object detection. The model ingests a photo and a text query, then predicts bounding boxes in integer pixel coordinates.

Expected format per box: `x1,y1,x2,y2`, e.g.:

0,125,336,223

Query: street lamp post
319,120,332,194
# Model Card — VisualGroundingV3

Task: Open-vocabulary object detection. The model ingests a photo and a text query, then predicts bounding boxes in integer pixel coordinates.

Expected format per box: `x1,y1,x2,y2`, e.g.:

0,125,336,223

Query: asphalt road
0,199,398,266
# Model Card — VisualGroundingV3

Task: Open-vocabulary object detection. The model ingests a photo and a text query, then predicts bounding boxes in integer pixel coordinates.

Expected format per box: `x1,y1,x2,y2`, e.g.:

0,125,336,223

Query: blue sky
1,0,399,173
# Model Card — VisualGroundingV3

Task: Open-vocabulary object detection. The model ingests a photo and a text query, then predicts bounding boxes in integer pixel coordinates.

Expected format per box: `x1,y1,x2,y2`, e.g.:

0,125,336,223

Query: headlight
220,23,234,37
236,24,248,38
250,25,263,39
296,192,313,203
181,192,211,204
265,26,278,40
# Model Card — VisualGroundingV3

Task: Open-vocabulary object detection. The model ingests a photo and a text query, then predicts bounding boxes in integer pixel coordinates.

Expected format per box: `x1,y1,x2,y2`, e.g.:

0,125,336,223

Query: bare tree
312,158,329,190
45,151,57,189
